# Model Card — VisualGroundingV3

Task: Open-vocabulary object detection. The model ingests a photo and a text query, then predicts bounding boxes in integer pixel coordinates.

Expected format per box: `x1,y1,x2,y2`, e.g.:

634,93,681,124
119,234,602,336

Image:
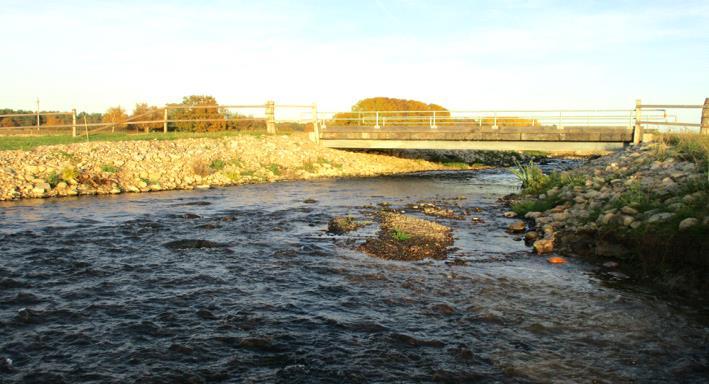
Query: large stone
524,231,539,242
620,206,638,215
647,212,673,224
678,218,699,231
533,239,554,254
524,211,543,219
507,220,526,233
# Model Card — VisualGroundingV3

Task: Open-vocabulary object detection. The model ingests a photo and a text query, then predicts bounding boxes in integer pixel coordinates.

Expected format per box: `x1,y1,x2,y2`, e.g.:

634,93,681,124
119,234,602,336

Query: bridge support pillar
265,100,276,134
633,99,643,145
701,98,709,135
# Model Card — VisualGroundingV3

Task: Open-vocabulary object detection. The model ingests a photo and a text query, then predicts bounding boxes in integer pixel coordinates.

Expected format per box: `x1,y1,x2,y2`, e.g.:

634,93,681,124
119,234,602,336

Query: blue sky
1,0,707,113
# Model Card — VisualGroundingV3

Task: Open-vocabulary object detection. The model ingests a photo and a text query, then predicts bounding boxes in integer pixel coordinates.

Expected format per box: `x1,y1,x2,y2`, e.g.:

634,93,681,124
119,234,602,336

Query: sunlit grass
0,130,285,151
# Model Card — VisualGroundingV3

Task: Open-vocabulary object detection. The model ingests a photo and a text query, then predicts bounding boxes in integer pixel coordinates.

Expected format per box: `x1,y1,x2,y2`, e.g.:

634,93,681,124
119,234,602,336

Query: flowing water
0,167,707,383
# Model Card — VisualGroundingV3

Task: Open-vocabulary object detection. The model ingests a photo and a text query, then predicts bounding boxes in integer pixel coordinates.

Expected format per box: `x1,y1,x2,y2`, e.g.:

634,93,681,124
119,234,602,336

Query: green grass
267,163,282,176
511,194,563,216
521,150,550,158
101,164,119,173
391,229,412,241
301,161,317,173
0,130,281,151
46,172,60,187
442,162,469,169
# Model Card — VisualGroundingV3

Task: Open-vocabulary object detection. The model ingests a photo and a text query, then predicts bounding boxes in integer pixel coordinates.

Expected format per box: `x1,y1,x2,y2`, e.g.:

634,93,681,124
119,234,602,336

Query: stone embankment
0,134,448,201
506,140,708,286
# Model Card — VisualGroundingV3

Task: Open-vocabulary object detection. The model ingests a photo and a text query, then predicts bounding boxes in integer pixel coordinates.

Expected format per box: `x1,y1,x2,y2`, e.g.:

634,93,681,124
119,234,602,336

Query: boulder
327,216,364,234
507,220,526,233
524,231,539,242
533,239,554,254
647,212,673,224
678,218,699,231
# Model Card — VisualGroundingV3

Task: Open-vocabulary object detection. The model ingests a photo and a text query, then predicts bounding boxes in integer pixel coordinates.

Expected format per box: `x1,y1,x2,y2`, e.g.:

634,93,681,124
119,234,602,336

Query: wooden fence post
265,100,276,134
311,103,320,143
701,97,709,135
163,107,168,133
72,109,77,137
36,98,40,131
633,99,643,145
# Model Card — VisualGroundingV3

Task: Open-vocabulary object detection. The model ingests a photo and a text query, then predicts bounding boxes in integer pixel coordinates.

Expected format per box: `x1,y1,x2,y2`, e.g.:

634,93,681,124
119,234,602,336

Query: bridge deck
318,125,632,152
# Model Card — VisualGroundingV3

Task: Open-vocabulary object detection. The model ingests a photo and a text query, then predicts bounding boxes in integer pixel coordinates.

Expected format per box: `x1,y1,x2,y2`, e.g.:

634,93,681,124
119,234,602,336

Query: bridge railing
317,109,669,131
633,99,709,143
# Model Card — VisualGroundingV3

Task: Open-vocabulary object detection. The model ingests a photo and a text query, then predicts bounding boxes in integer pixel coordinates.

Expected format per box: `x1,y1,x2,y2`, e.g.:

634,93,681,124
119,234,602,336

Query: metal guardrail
316,109,668,131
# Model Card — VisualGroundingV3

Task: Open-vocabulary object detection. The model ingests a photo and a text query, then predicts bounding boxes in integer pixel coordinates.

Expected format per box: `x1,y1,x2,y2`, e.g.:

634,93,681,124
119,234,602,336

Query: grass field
0,130,281,151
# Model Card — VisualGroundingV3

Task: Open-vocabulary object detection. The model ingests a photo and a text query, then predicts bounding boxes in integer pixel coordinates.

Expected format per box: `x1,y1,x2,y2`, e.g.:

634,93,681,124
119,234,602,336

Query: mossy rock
328,216,364,234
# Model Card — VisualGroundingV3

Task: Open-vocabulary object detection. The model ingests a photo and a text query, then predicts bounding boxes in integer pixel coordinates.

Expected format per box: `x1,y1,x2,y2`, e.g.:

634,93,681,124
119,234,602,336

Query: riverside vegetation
0,134,464,201
505,134,709,292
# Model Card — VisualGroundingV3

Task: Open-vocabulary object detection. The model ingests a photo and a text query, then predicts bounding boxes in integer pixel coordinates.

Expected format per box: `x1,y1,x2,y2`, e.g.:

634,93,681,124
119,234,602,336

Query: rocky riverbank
0,134,453,201
505,136,708,292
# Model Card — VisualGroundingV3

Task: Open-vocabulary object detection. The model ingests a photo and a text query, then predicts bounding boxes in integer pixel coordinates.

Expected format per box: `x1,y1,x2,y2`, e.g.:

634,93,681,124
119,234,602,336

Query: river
1,166,707,383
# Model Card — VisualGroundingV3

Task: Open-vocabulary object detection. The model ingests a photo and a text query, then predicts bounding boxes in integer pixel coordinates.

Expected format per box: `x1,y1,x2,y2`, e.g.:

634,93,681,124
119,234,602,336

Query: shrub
301,161,317,173
209,159,225,171
225,171,240,181
46,172,60,187
609,182,660,212
191,158,213,176
267,163,282,176
60,166,79,182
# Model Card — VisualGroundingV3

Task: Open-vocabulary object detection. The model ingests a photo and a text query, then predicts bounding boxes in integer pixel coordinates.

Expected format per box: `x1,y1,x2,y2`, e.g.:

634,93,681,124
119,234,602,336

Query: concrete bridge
314,100,709,153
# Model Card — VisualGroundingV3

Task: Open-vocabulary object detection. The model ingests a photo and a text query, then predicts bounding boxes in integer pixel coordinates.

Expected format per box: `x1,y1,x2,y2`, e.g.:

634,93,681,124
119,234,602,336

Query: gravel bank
0,134,448,201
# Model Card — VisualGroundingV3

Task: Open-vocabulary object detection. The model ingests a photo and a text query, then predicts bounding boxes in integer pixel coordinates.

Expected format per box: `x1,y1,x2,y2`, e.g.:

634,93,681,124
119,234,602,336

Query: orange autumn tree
171,95,226,132
132,103,163,133
103,106,128,132
333,97,451,127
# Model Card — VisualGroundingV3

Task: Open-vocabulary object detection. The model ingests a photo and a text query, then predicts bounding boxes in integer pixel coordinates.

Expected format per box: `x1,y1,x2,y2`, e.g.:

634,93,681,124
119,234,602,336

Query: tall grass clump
511,160,547,193
660,133,709,165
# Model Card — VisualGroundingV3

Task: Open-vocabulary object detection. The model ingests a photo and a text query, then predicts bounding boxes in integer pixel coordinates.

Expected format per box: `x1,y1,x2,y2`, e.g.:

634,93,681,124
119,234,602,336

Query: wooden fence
0,102,320,140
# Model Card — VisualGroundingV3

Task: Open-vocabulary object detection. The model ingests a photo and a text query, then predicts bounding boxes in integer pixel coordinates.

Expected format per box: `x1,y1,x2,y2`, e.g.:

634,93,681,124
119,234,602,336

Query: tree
44,114,66,127
334,97,451,127
132,103,163,133
171,95,225,132
1,117,16,127
103,106,128,132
